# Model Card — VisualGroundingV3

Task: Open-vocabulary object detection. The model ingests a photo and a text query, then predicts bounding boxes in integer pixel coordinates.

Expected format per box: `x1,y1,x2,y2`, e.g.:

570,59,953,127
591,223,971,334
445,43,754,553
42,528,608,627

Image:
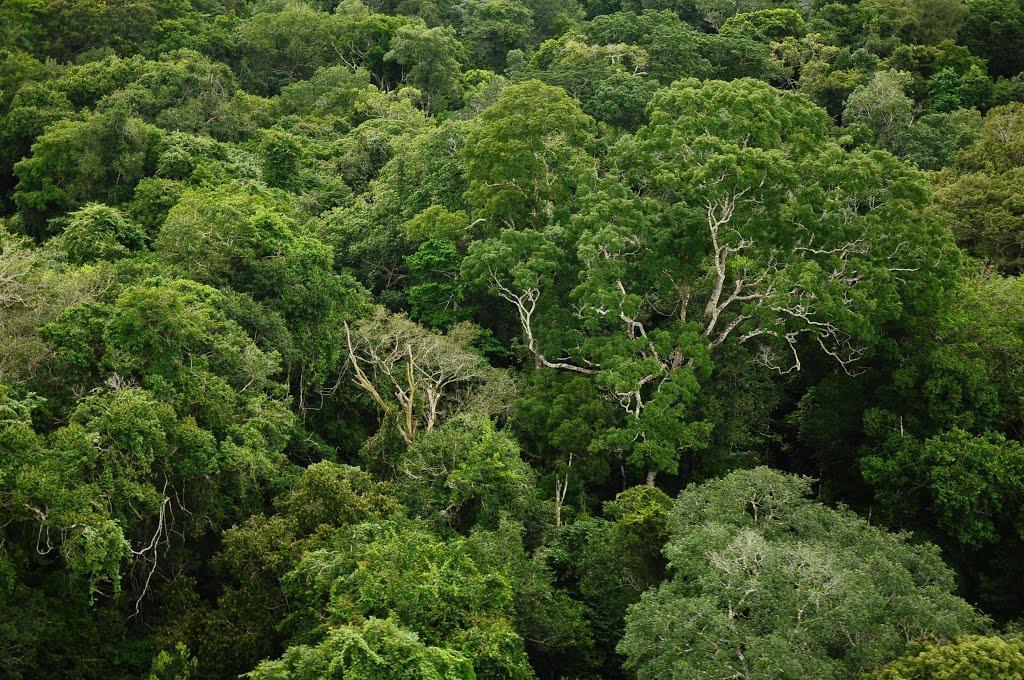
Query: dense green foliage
2,0,1024,678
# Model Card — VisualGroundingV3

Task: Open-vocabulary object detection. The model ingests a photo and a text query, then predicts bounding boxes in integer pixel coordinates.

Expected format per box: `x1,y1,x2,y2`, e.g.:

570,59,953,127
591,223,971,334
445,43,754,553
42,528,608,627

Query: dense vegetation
2,0,1024,677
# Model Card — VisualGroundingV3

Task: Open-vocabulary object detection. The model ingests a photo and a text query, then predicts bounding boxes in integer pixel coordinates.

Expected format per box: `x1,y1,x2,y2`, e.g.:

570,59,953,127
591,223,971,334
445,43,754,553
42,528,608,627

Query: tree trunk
554,475,563,528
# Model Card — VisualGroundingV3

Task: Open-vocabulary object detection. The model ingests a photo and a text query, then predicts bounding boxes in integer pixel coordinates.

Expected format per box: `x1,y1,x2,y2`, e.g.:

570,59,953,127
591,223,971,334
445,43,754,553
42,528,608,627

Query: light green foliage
234,2,408,94
278,461,402,534
282,520,535,679
156,187,301,295
619,467,988,679
931,104,1024,270
259,129,303,189
60,203,146,264
463,79,596,230
720,8,805,42
959,103,1024,172
247,618,476,680
843,70,915,151
398,413,535,531
935,166,1024,273
276,66,383,123
128,177,185,235
405,205,470,243
147,643,197,680
2,373,289,599
43,277,294,449
866,634,1024,679
696,0,797,30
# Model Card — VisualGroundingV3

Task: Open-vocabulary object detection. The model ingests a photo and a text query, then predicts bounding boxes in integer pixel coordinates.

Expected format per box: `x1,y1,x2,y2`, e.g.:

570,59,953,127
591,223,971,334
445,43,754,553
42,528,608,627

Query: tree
156,185,366,409
6,0,1024,675
865,430,1024,552
396,412,536,532
183,462,401,678
258,129,302,190
957,103,1024,172
719,7,805,42
467,78,955,483
60,203,146,264
511,370,620,524
926,65,993,113
462,79,596,231
520,0,582,41
405,235,465,329
932,104,1024,271
695,0,797,30
577,10,713,84
959,0,1024,77
520,35,655,128
843,70,915,151
280,520,536,679
618,467,988,680
1,321,293,616
344,309,513,445
866,635,1024,679
934,167,1024,274
459,0,534,70
234,3,406,94
247,618,476,680
13,107,164,237
898,108,981,170
385,22,464,113
0,80,74,198
550,486,672,674
857,0,968,49
920,275,1024,435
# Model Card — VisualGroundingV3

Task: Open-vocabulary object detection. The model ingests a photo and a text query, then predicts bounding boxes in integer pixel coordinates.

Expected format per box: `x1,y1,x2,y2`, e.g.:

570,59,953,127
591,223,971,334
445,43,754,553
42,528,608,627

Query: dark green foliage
959,0,1024,77
3,1,1024,678
13,107,164,236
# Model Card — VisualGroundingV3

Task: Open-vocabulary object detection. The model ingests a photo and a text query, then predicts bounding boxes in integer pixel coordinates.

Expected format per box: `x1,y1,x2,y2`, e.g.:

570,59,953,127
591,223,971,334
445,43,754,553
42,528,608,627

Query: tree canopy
2,0,1024,677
